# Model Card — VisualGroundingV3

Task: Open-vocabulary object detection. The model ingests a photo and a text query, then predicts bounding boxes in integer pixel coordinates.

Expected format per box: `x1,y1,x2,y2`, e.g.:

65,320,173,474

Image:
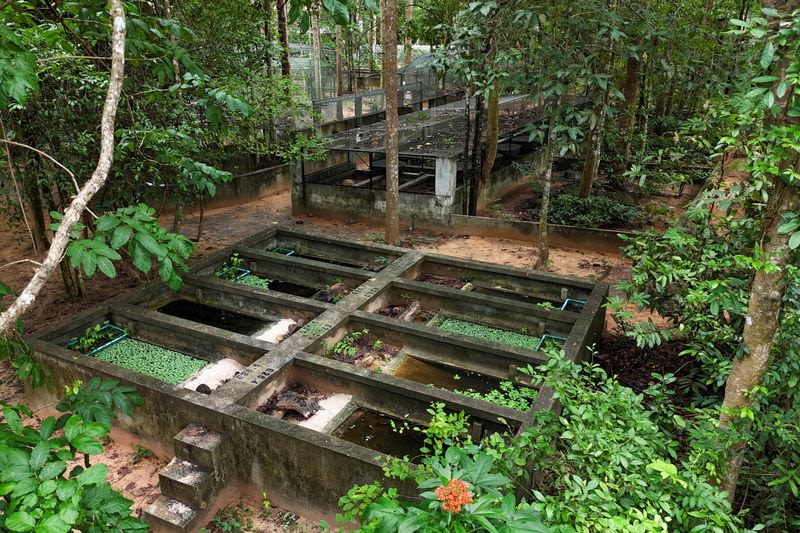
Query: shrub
548,193,639,229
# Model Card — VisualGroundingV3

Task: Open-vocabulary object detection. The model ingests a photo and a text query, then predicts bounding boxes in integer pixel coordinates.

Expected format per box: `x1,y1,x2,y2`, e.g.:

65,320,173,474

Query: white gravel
182,358,243,391
253,318,297,343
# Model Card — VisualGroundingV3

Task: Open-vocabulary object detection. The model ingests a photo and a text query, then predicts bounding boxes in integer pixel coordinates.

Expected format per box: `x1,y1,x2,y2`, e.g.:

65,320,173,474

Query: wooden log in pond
398,299,422,322
275,390,321,419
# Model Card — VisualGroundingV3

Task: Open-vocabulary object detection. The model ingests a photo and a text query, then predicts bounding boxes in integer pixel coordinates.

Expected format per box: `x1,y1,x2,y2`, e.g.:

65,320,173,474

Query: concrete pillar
434,157,458,217
354,95,363,118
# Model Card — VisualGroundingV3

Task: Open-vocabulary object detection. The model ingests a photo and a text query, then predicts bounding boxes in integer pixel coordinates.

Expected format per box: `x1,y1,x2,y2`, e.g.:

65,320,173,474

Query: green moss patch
437,318,540,351
92,338,208,384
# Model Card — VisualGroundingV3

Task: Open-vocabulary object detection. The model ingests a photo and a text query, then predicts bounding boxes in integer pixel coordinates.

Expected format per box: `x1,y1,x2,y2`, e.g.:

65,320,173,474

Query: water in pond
393,357,501,394
333,409,428,459
267,280,321,298
157,299,269,335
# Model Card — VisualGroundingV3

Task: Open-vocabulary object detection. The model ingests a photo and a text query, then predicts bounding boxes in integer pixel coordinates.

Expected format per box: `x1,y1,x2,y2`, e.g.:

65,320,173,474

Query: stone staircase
142,424,232,532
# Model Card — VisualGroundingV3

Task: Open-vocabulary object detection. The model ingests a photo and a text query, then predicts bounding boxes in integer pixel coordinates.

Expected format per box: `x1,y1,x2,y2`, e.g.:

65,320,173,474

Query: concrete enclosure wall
26,227,607,530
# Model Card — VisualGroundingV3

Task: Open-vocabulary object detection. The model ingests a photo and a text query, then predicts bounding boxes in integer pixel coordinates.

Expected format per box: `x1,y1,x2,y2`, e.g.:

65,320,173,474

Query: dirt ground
0,183,638,528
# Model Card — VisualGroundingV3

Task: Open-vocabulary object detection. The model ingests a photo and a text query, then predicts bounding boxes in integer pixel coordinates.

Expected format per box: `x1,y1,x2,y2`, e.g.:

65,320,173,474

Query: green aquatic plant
236,274,272,289
455,381,538,411
92,338,207,384
437,318,540,351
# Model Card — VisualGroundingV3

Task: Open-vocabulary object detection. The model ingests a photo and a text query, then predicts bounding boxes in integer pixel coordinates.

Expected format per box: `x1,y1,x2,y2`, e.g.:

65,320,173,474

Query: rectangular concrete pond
26,227,607,531
248,228,400,271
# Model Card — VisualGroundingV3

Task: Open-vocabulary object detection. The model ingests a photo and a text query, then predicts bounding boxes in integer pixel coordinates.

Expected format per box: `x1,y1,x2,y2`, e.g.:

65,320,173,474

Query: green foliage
333,353,750,532
330,329,369,359
214,254,246,280
52,204,195,291
547,193,639,229
0,284,46,388
436,317,540,351
612,197,756,386
0,382,147,532
90,338,207,384
56,377,142,428
235,275,272,290
67,321,126,355
0,24,37,107
131,445,153,465
455,381,538,411
330,432,548,532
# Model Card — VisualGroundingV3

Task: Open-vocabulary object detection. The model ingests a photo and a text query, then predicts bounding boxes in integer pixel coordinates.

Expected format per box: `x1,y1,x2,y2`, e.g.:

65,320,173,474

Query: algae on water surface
93,338,208,384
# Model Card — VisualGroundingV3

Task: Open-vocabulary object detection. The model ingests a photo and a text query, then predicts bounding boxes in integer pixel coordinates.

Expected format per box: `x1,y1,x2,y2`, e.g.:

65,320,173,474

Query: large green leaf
4,511,35,532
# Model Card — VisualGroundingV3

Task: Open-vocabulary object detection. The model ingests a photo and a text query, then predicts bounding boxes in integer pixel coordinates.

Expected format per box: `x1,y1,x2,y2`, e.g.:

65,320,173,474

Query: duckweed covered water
93,338,208,384
437,318,540,351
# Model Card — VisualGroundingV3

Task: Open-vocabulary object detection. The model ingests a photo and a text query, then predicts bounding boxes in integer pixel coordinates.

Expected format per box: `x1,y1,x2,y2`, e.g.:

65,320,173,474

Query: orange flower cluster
434,479,474,513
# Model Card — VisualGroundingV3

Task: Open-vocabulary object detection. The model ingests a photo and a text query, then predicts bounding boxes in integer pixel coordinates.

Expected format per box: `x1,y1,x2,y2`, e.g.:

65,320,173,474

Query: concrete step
173,424,228,475
141,495,199,533
159,457,214,508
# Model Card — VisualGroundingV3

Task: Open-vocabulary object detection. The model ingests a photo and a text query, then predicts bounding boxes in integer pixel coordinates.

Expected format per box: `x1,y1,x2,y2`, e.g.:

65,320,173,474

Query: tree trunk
195,200,204,242
336,26,345,96
369,13,377,73
382,0,400,246
468,93,485,216
277,0,291,77
404,0,413,65
718,180,799,497
162,0,180,83
263,0,276,144
616,42,644,173
578,90,609,198
28,182,51,252
310,5,323,99
481,79,500,181
579,0,616,197
0,0,126,336
536,116,557,268
718,0,799,499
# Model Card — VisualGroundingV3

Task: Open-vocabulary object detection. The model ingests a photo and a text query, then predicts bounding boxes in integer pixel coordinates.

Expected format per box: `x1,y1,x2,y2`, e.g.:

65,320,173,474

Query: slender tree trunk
481,79,500,181
347,14,355,94
195,200,204,242
404,0,413,65
277,0,291,77
369,13,377,73
468,93,485,215
162,0,180,83
311,5,323,99
462,85,474,213
336,26,345,96
578,89,609,197
0,0,127,336
536,116,557,268
718,1,799,498
616,40,644,172
382,0,400,245
28,182,51,252
0,116,37,253
579,0,616,197
263,0,276,144
719,180,799,497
